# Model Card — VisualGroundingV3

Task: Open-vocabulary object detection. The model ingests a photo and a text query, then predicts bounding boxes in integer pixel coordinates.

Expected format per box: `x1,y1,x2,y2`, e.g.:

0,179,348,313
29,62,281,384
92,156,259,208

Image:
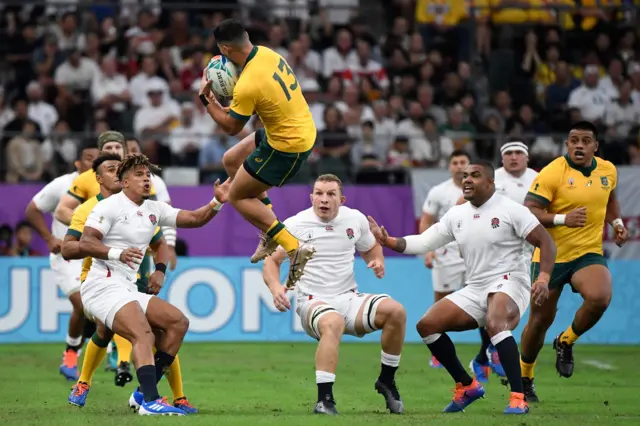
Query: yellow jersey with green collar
528,155,617,263
67,169,157,203
66,194,162,282
229,46,316,153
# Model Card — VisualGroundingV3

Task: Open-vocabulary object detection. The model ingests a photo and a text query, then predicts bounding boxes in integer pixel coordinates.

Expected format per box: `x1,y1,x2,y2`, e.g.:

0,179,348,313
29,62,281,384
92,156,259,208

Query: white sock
66,334,82,348
316,370,336,384
381,350,401,367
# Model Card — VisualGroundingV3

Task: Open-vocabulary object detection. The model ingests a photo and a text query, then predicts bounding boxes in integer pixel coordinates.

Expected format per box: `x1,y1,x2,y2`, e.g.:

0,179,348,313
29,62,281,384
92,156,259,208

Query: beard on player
462,163,495,206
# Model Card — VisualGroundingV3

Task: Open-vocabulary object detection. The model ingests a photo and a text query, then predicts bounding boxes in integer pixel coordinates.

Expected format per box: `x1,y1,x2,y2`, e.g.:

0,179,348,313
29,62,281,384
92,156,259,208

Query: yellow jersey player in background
199,19,316,287
519,121,629,403
62,153,198,413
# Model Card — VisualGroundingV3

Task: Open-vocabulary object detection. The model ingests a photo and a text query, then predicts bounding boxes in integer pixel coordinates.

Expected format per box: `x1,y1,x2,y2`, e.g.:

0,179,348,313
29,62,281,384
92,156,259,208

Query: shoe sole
115,370,133,387
375,383,403,414
250,236,279,263
286,245,316,287
552,338,574,378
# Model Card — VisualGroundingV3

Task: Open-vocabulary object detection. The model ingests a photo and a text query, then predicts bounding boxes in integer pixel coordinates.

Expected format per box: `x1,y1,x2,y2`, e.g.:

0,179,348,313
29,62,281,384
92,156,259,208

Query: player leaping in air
519,121,628,402
369,161,557,415
263,174,406,415
198,19,316,287
75,154,229,415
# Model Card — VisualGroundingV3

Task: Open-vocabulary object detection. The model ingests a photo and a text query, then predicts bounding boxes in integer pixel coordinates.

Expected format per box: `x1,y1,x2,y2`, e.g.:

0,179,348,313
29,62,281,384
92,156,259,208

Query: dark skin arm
525,224,557,306
25,200,61,254
604,189,628,247
61,234,82,260
147,236,170,295
79,227,144,268
174,178,230,228
524,194,586,228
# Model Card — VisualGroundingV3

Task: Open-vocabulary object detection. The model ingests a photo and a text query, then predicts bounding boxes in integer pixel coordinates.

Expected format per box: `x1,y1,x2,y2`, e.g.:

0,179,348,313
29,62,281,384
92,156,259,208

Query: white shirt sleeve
85,200,116,237
567,88,582,109
151,175,171,203
355,212,377,253
155,201,181,228
422,187,440,216
32,177,66,213
402,220,455,255
509,203,540,239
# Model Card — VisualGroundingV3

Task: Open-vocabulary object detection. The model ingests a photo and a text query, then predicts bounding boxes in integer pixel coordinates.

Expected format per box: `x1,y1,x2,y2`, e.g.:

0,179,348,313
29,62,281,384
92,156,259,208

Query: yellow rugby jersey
66,194,162,282
528,155,617,263
415,0,468,25
67,169,157,203
229,46,316,153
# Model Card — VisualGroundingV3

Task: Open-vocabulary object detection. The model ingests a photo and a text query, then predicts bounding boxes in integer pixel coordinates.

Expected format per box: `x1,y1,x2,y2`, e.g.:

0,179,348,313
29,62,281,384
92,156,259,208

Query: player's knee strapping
309,305,338,340
361,294,390,333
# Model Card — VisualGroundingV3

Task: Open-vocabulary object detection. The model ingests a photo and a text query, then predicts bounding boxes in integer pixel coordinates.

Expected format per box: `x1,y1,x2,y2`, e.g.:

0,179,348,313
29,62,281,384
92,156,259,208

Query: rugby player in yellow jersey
199,19,316,287
62,153,199,413
520,121,629,402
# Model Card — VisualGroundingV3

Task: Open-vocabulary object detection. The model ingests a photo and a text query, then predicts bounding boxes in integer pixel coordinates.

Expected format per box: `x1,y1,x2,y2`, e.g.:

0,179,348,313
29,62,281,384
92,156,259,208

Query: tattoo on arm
394,237,407,253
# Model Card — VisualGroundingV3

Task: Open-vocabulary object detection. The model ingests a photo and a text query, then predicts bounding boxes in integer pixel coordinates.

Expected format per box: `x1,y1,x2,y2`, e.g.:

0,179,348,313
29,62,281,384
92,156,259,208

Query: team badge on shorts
346,228,354,239
491,217,500,229
149,214,157,225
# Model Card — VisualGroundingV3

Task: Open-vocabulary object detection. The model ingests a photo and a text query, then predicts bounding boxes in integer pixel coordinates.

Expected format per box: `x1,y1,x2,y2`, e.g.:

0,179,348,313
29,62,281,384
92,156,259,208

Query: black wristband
155,263,167,274
199,93,209,107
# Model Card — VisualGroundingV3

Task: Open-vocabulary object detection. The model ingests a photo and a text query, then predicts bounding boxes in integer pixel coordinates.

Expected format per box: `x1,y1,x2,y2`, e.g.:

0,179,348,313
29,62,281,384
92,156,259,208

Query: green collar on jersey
96,193,104,201
243,45,258,68
564,154,596,177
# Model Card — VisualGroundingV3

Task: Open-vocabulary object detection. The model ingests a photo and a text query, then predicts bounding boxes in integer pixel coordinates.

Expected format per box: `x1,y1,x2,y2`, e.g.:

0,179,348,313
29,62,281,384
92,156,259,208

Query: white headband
500,141,528,156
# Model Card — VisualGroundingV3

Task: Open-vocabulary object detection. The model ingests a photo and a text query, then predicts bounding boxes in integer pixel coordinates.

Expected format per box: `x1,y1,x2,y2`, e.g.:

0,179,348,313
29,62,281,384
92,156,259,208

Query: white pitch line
582,359,616,370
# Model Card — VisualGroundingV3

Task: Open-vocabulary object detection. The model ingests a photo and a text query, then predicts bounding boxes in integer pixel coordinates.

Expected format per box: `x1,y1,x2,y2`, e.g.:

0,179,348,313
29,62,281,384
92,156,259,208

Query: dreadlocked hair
116,154,161,181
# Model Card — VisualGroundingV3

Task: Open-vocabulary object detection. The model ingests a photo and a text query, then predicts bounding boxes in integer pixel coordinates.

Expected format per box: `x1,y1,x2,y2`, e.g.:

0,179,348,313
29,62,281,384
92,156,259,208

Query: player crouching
263,175,406,415
369,162,557,415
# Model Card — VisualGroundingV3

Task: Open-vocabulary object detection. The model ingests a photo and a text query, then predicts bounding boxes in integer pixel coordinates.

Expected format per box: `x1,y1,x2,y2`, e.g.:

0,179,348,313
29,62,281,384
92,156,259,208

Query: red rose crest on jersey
149,214,157,225
346,228,354,239
491,217,500,229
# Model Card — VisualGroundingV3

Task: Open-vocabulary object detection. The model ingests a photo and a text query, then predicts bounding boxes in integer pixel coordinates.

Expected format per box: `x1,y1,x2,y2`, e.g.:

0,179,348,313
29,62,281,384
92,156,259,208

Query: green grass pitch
0,342,637,425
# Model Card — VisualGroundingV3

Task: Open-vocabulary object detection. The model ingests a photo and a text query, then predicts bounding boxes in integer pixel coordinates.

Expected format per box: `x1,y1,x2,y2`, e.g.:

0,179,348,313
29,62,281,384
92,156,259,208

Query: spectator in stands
599,57,625,100
351,120,387,169
605,80,640,142
317,105,352,178
568,65,610,124
414,0,469,62
336,84,374,136
0,224,13,256
91,56,131,129
199,130,240,183
26,81,58,137
322,28,357,79
387,135,411,168
130,55,169,108
347,38,389,90
53,12,86,51
8,221,40,257
440,104,476,152
41,119,78,176
54,47,98,131
169,102,206,166
546,61,580,117
2,98,42,147
33,34,66,86
5,120,43,183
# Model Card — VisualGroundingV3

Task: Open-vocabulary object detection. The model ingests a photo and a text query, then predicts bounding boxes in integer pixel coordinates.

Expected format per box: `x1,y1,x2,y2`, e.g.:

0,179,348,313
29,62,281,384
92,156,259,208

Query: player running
263,174,405,415
74,154,229,415
519,121,628,402
468,141,539,383
25,144,99,381
199,19,316,287
368,161,557,415
419,150,469,370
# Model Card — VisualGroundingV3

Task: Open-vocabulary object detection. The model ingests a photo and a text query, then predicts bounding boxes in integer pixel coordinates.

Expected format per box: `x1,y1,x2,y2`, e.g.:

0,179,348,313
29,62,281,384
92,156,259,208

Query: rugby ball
206,55,239,101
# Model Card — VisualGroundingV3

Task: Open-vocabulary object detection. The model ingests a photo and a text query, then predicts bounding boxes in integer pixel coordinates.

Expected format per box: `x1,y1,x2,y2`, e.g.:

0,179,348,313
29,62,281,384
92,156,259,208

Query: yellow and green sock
260,196,272,209
559,323,581,345
520,358,536,379
166,355,185,400
113,334,132,364
78,333,109,385
266,219,299,253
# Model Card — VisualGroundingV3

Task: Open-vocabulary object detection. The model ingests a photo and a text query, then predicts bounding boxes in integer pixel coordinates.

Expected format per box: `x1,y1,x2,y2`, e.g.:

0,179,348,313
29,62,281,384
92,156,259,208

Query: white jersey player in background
419,150,469,369
368,161,556,415
25,144,99,381
263,174,406,416
78,154,230,416
469,141,539,382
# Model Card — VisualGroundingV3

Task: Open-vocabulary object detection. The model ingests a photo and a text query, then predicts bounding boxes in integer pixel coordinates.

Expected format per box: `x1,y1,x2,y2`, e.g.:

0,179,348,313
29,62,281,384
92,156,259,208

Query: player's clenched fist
120,247,144,269
531,272,550,307
147,270,165,295
565,207,587,227
424,251,437,269
271,285,291,312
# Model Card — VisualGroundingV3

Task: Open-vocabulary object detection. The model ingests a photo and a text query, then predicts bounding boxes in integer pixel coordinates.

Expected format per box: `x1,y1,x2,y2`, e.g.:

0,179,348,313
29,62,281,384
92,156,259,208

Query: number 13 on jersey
273,58,298,101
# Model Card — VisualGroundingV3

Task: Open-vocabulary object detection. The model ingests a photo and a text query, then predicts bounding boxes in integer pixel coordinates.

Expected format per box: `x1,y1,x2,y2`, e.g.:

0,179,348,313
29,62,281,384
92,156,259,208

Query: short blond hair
314,174,343,194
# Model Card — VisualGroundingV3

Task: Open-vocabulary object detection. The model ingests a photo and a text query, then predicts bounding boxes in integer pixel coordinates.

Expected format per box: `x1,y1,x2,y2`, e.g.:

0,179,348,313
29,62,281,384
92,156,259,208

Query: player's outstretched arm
367,216,454,255
79,227,144,269
55,193,82,226
263,248,291,312
173,179,230,228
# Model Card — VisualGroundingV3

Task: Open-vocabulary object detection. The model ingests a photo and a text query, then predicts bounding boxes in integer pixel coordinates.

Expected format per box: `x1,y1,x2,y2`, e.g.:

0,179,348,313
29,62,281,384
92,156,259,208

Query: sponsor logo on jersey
149,214,157,225
325,225,333,231
473,214,480,219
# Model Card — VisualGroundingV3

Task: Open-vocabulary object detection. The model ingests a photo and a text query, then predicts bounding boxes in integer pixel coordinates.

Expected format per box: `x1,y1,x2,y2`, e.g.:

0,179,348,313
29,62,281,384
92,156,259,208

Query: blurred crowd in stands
1,0,640,185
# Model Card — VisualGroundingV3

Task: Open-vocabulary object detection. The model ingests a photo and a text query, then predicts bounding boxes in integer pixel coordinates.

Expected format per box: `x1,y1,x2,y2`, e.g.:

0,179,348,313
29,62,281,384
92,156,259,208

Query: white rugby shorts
81,276,154,329
432,263,466,293
445,273,531,327
50,253,82,296
296,290,390,339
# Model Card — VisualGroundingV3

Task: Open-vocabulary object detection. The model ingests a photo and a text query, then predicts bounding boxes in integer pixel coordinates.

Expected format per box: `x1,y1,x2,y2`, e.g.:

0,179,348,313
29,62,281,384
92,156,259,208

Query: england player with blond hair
368,161,556,415
263,174,406,416
78,154,230,416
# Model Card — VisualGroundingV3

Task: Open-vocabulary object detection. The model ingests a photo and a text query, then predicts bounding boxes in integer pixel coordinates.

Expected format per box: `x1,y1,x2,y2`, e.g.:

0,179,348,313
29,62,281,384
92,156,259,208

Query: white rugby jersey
494,167,538,204
406,193,539,286
32,171,78,239
284,206,377,298
421,178,464,267
84,191,180,283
